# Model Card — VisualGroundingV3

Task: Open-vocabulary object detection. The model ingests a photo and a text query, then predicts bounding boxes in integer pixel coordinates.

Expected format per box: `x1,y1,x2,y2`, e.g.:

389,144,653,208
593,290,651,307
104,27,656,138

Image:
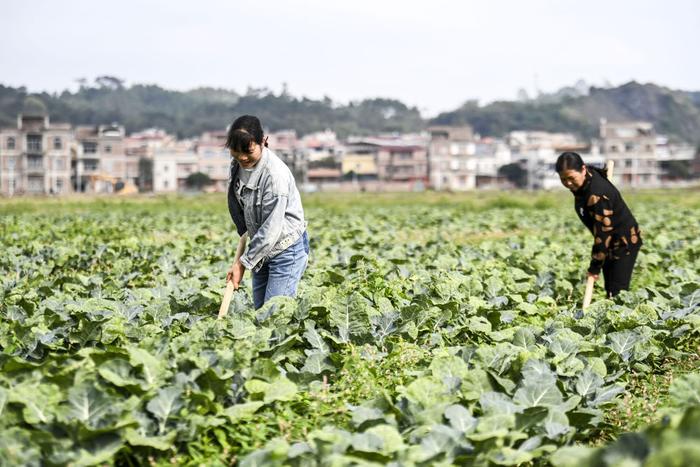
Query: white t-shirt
234,167,255,208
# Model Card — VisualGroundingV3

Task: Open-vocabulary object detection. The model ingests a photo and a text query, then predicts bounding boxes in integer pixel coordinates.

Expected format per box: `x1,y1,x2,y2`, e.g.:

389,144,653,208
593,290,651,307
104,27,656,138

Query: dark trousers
602,246,640,297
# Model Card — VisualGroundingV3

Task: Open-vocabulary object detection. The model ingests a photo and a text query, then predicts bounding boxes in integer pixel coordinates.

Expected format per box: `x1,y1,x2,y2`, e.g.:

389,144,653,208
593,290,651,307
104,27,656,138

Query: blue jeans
252,231,309,309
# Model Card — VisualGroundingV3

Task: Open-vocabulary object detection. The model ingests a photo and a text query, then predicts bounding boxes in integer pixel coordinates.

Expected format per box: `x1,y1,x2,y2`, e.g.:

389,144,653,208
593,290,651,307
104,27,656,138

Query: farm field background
1,190,699,466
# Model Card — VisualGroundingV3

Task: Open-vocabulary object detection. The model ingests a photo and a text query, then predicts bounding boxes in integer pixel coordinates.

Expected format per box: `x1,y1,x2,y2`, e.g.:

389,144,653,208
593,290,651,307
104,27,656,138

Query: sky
2,0,699,116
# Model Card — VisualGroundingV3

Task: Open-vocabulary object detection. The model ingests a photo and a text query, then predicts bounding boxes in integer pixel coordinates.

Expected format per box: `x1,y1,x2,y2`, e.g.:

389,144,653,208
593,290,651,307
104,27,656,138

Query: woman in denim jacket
225,115,309,308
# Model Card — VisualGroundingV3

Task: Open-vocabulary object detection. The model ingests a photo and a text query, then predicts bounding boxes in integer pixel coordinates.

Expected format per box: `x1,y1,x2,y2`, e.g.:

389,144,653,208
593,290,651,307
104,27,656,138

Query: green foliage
0,82,423,138
3,80,700,142
185,172,214,190
0,190,699,465
498,163,528,188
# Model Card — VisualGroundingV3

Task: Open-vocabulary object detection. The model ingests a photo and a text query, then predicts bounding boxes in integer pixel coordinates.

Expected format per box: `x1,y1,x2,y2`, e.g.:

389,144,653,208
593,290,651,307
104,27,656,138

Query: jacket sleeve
239,187,288,271
587,194,614,275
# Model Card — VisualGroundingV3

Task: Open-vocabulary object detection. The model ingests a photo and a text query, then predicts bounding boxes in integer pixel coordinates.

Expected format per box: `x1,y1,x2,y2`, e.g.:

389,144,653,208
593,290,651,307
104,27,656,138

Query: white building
600,120,659,187
507,131,601,190
153,146,198,193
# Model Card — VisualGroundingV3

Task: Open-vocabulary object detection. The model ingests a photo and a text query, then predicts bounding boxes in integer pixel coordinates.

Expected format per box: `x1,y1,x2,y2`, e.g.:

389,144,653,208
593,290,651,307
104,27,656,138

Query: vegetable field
1,191,699,466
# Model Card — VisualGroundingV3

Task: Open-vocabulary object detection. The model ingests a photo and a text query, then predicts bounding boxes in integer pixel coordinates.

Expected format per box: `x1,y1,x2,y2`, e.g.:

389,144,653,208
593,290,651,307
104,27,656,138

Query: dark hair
555,152,584,173
555,151,608,178
225,115,267,154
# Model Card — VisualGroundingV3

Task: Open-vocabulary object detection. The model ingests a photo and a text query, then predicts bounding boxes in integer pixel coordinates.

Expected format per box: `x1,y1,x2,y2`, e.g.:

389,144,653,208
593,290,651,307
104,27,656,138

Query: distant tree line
1,78,699,143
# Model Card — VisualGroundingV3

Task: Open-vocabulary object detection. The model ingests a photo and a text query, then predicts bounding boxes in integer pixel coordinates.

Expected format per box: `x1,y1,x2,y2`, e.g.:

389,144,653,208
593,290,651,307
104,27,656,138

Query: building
73,124,128,193
600,120,659,187
0,111,74,196
153,141,198,192
124,128,177,190
341,153,378,181
655,135,697,182
300,130,343,163
195,131,230,192
472,138,512,189
508,131,590,190
268,129,307,183
428,125,477,190
345,135,428,189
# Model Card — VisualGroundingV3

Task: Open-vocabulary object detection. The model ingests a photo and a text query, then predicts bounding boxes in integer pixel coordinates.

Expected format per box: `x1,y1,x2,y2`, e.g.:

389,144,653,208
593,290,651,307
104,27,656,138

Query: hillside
1,79,698,143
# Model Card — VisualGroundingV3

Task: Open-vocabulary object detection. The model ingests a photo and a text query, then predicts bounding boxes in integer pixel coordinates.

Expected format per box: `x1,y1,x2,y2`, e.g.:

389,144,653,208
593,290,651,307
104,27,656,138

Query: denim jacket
227,148,306,272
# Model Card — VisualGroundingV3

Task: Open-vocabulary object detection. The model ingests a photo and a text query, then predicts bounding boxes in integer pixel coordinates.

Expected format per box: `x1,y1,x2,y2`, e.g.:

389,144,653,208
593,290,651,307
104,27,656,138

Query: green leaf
430,354,470,381
575,368,604,398
364,424,404,454
444,404,476,433
550,446,595,467
513,380,563,408
264,377,297,403
223,402,265,421
145,386,183,434
669,372,700,407
125,428,176,450
97,358,144,388
301,352,334,374
606,330,639,362
127,346,168,389
63,380,114,429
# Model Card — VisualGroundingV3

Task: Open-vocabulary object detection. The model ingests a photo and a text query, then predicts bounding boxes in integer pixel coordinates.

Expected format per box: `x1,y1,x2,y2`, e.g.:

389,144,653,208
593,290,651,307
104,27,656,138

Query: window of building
164,180,169,188
7,156,16,169
84,160,98,171
625,143,635,152
55,158,65,170
7,137,15,150
625,159,633,168
83,142,97,154
609,145,618,153
54,137,62,150
27,135,42,153
105,145,112,153
28,156,43,169
56,179,64,191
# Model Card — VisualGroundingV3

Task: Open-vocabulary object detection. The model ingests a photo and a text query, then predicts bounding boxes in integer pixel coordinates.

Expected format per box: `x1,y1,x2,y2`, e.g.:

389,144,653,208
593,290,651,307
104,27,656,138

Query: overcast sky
2,0,699,116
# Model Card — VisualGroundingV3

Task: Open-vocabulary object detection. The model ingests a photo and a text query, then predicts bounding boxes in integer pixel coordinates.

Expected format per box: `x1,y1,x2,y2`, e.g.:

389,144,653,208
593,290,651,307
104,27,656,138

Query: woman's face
230,142,263,169
559,166,587,191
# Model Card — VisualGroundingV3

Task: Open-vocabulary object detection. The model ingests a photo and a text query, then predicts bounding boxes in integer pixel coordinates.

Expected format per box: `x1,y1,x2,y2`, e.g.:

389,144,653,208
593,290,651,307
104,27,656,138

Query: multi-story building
341,153,378,182
300,130,343,163
73,124,128,193
600,120,659,187
345,135,428,189
268,129,307,183
655,135,696,182
473,138,512,189
507,131,607,190
124,128,177,190
428,125,477,190
153,141,198,192
0,112,74,196
195,131,230,192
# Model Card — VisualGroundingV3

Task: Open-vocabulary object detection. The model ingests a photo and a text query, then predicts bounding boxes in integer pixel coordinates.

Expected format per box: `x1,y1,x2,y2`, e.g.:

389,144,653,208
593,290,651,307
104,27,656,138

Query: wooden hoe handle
582,275,595,310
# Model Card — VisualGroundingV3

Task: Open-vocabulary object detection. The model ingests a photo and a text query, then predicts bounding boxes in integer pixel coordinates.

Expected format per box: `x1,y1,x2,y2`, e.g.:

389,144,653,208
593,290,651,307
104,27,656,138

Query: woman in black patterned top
556,152,642,297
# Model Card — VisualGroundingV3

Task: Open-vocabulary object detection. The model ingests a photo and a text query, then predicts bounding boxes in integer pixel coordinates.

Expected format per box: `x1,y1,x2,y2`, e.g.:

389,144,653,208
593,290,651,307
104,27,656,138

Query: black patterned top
573,169,642,274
